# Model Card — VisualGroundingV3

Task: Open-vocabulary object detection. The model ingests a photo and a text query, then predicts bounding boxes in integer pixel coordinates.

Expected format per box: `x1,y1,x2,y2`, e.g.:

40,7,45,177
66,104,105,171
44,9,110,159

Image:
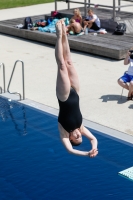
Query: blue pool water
0,96,133,200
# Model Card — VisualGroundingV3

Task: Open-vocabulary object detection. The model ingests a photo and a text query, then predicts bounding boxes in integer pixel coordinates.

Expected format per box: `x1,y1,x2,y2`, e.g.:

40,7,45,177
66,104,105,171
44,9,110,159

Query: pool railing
54,0,133,20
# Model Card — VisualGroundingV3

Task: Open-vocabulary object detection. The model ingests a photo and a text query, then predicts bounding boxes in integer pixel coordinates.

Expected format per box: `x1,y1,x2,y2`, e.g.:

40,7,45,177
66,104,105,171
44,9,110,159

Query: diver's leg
61,21,80,94
55,21,70,101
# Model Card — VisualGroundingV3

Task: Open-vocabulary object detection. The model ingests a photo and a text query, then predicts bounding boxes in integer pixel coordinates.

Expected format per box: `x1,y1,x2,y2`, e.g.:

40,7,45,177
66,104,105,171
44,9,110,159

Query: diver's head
69,128,82,146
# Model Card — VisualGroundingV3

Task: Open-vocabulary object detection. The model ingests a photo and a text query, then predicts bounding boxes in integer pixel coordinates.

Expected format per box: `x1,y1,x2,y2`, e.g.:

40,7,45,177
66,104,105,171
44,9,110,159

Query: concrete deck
0,1,133,136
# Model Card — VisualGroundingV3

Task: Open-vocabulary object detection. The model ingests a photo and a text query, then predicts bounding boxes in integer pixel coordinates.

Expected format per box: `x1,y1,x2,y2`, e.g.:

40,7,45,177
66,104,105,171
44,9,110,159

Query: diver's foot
61,20,67,36
56,21,62,37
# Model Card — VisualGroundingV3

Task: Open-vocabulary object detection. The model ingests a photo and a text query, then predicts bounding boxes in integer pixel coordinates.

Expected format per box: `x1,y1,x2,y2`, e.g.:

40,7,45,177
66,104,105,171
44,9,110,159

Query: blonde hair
70,18,75,23
73,8,82,18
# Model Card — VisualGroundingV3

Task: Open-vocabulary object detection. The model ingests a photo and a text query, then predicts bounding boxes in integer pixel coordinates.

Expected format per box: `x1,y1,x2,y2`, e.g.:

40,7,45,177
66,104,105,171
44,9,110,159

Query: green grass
0,0,54,9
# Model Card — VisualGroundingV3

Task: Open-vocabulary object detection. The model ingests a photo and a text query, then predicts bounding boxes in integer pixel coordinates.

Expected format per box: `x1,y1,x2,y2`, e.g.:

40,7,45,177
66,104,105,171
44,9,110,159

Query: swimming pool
0,96,133,200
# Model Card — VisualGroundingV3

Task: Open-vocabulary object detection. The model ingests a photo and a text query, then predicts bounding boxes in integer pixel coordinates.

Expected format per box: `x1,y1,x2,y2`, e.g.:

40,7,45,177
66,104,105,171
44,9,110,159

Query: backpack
51,11,58,17
23,17,33,29
114,23,126,35
51,11,62,19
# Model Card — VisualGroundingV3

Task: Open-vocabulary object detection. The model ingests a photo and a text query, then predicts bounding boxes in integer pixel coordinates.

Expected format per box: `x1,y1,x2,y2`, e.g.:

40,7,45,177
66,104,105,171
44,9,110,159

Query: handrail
8,104,27,135
118,0,133,13
121,0,133,2
62,0,114,8
7,60,25,101
55,0,133,20
117,3,133,8
0,63,6,94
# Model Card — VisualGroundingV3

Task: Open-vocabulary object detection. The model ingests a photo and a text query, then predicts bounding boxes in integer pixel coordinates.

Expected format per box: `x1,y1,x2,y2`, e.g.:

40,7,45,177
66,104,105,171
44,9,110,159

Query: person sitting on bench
67,18,83,35
71,8,82,26
83,9,101,31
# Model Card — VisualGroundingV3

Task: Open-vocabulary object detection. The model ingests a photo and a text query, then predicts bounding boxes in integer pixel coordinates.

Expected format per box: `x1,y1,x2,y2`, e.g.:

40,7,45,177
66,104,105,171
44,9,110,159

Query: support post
88,0,90,8
68,0,70,10
55,0,57,11
113,0,116,21
84,0,87,17
118,0,120,12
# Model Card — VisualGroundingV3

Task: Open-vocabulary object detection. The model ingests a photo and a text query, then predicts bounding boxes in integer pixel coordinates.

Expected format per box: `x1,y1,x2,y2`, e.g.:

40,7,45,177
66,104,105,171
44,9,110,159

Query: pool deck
0,1,133,136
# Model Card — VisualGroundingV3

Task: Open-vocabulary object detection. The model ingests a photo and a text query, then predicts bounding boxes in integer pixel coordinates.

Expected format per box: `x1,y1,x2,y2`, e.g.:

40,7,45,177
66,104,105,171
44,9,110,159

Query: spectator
67,18,83,35
118,50,133,100
83,9,101,31
71,8,82,25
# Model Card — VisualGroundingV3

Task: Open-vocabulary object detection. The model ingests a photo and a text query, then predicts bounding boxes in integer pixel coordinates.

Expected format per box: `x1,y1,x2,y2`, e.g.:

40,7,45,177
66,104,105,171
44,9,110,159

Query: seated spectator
31,19,47,30
71,8,82,25
66,19,83,35
118,50,133,100
36,21,47,27
83,9,101,31
31,18,69,33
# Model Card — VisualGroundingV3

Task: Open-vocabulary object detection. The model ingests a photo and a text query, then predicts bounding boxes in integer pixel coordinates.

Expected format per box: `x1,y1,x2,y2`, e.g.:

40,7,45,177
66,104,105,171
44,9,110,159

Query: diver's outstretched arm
81,126,98,157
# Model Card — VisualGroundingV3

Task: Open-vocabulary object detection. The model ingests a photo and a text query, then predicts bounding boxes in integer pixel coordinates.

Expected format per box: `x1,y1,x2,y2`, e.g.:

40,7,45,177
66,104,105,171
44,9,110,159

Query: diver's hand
88,149,98,158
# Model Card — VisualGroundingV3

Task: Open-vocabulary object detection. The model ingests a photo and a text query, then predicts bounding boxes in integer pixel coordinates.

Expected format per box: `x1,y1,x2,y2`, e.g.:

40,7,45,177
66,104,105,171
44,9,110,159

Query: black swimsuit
58,88,82,133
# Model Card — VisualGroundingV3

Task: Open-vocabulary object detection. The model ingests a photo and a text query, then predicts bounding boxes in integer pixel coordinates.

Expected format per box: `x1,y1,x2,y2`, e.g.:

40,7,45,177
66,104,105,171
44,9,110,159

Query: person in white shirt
118,50,133,100
83,9,101,31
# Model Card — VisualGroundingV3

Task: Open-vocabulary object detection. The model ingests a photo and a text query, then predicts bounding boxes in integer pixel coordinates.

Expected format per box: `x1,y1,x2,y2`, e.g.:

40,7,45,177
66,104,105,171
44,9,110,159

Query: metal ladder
7,60,25,101
0,63,6,94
